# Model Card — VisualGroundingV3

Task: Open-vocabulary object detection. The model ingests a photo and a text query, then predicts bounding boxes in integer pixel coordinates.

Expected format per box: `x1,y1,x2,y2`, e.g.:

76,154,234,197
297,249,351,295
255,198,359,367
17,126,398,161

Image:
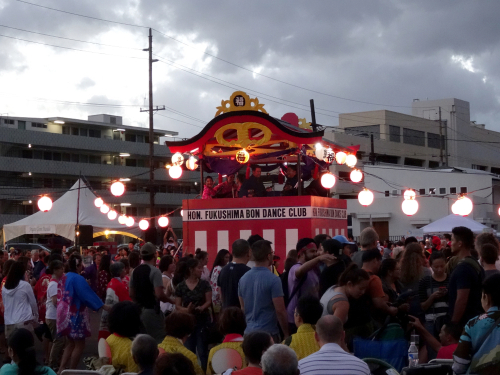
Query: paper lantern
125,217,135,227
402,199,419,216
403,189,416,201
158,216,169,228
37,196,52,212
315,146,324,160
186,156,198,171
321,173,336,189
335,151,347,165
171,152,184,166
107,210,117,220
358,189,374,206
180,209,184,218
169,165,182,179
118,215,127,225
236,149,250,164
100,204,110,214
350,169,363,183
324,148,335,163
345,154,357,168
139,219,149,231
110,181,125,197
94,197,104,208
452,196,473,216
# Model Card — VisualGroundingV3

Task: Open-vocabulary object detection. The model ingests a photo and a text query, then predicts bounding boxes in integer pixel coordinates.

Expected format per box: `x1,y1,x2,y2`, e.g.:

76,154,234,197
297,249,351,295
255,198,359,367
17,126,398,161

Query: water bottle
408,331,419,368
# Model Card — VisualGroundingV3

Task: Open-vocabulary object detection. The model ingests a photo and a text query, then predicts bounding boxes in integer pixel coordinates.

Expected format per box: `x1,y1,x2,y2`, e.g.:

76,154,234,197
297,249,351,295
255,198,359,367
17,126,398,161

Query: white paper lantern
158,216,169,228
186,156,198,171
345,154,357,168
324,148,335,163
172,152,185,166
118,215,127,225
169,165,182,179
180,209,184,218
335,151,347,165
350,169,363,183
110,181,125,197
402,199,419,216
358,189,374,206
94,197,104,208
107,210,117,220
315,146,324,160
321,173,336,189
100,204,110,214
452,196,473,216
37,196,52,212
139,219,149,231
126,217,135,227
403,189,416,201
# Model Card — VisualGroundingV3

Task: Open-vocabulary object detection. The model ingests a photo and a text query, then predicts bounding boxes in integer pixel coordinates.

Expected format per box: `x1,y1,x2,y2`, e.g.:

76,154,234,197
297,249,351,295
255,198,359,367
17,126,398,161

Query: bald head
315,315,344,345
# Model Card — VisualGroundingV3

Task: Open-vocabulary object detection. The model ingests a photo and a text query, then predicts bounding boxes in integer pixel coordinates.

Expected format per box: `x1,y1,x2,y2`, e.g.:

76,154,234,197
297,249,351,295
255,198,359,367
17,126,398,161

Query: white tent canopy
3,179,142,243
420,214,490,235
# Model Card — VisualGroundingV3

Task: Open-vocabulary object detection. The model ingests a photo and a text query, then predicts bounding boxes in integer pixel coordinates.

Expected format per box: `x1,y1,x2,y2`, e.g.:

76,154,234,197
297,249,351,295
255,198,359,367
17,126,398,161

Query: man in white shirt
298,315,370,375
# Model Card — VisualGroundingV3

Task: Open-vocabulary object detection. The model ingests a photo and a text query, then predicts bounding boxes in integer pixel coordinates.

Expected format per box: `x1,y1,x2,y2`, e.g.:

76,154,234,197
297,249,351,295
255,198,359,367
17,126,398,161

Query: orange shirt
366,274,385,299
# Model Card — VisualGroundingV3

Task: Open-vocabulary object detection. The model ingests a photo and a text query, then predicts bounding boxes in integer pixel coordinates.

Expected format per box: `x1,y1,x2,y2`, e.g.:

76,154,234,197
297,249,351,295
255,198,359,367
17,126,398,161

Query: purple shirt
286,263,320,323
82,263,98,292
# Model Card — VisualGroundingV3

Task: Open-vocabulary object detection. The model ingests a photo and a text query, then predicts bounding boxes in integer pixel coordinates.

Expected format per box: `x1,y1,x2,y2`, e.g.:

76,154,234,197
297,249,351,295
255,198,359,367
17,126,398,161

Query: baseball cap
322,239,343,256
333,235,354,245
140,242,156,258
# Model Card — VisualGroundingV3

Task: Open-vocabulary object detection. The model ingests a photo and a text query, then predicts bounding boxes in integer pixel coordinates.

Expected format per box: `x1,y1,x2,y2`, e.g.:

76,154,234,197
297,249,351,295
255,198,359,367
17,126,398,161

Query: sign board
25,225,56,234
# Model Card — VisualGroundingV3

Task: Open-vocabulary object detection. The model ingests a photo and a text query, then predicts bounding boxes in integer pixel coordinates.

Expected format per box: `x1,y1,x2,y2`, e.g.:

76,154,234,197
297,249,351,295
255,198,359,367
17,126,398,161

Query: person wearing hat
286,239,335,334
129,242,169,343
319,239,353,296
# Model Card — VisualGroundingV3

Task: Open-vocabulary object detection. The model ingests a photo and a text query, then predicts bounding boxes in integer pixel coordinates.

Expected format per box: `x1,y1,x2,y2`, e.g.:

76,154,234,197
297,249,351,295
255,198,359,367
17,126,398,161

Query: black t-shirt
319,256,351,296
447,256,484,326
217,262,250,309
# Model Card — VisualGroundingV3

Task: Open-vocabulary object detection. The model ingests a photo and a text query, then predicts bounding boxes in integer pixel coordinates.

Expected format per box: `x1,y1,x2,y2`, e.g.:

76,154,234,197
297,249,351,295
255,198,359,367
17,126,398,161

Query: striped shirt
298,343,370,375
418,275,449,321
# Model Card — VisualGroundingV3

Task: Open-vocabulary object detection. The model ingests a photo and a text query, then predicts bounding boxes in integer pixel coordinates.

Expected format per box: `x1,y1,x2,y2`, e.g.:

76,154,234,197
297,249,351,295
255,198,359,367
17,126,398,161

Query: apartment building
0,114,198,241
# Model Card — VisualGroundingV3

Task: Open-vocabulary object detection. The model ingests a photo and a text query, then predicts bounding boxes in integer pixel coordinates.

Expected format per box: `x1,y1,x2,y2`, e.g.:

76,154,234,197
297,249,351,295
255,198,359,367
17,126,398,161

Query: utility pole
310,99,317,132
370,134,375,165
140,28,165,242
439,106,444,166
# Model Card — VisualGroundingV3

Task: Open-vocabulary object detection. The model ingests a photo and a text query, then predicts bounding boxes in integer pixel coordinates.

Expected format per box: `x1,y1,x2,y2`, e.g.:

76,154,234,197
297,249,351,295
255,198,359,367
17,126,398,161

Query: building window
384,191,390,197
18,121,26,130
43,178,52,188
427,133,441,149
89,155,101,164
113,132,120,140
33,150,43,159
471,164,487,171
491,167,500,175
79,155,89,163
88,129,101,138
43,152,52,160
429,188,436,195
80,128,88,137
137,135,144,143
439,188,446,195
137,159,145,168
344,125,381,139
53,152,62,161
62,153,71,162
22,150,32,159
62,126,70,135
460,187,468,193
389,126,400,142
71,154,79,163
125,134,137,142
3,119,14,125
376,155,399,164
429,161,439,168
125,159,137,167
450,187,457,194
71,127,79,136
403,128,425,146
419,189,426,195
31,122,47,129
404,158,424,167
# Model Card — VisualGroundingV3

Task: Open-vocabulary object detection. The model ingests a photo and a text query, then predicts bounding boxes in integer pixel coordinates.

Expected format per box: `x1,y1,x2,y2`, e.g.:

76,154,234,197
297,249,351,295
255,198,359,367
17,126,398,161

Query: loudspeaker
78,225,93,246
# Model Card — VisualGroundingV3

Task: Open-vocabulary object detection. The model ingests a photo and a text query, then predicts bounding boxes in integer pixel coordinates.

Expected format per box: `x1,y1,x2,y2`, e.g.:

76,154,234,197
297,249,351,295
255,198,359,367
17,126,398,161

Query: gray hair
262,344,298,375
131,334,158,369
109,261,125,278
359,227,379,249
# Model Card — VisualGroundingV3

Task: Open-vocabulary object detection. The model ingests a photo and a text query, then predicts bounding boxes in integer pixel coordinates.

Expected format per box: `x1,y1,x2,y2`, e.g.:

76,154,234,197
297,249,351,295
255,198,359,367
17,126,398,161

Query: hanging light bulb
37,196,52,212
345,154,357,168
321,173,336,189
452,195,473,216
169,165,183,179
100,204,110,214
402,199,419,216
171,152,185,166
118,215,127,225
358,188,374,206
110,181,125,197
125,217,135,227
139,219,149,231
94,197,104,208
185,156,198,171
236,149,250,164
158,216,169,228
335,151,347,165
350,169,363,183
107,210,117,220
403,189,416,201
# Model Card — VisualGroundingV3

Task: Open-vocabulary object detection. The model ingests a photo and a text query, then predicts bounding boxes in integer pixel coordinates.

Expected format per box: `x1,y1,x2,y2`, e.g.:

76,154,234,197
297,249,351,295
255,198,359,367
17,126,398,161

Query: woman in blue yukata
57,254,110,374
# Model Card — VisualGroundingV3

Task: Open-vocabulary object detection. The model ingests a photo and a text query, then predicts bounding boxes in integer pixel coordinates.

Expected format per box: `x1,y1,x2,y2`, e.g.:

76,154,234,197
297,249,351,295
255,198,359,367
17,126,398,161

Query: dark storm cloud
0,0,499,137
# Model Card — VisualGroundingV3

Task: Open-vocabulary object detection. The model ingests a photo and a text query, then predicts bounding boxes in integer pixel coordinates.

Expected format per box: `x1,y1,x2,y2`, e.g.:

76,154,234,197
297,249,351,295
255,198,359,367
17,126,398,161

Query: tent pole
297,146,302,196
76,173,81,253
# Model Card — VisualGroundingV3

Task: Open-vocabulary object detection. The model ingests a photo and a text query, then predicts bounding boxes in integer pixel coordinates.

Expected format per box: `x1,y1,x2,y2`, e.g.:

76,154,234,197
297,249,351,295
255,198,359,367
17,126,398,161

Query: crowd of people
0,224,499,374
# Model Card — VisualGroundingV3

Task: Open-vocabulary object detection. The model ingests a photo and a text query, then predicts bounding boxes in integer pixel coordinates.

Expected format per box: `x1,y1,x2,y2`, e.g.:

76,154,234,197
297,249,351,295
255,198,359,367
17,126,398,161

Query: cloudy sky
0,0,499,138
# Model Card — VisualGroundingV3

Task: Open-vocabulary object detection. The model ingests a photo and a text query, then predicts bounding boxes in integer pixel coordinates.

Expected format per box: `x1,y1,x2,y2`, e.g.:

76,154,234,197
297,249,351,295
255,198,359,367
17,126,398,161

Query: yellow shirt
106,334,139,373
207,340,246,375
283,324,320,361
158,336,204,375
